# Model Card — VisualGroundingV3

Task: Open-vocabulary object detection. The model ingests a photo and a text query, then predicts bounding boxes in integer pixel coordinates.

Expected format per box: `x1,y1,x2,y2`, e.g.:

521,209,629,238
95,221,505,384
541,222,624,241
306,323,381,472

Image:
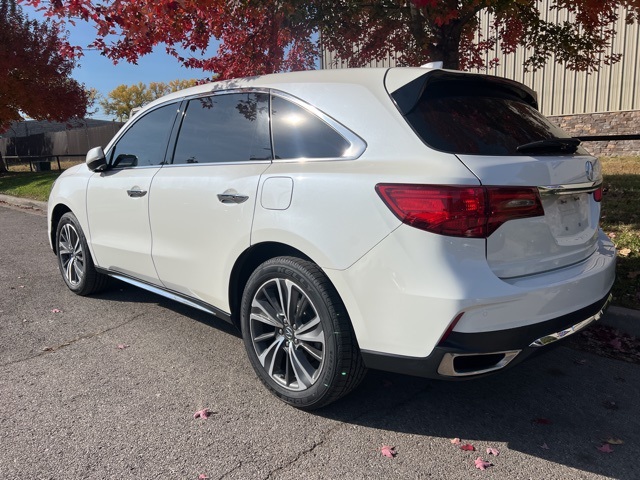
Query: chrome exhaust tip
437,350,521,377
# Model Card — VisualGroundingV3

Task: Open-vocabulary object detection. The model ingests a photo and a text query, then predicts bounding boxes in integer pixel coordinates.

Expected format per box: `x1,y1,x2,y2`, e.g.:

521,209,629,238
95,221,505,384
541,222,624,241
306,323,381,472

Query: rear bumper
361,292,612,379
326,224,616,359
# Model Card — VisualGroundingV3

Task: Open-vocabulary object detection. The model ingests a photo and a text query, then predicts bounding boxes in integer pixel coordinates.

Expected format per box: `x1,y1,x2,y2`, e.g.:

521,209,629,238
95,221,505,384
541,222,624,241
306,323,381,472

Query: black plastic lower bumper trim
361,292,612,379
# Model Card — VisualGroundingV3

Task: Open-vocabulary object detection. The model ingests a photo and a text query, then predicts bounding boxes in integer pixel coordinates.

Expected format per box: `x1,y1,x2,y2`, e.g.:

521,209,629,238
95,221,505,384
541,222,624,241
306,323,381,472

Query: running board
104,271,232,323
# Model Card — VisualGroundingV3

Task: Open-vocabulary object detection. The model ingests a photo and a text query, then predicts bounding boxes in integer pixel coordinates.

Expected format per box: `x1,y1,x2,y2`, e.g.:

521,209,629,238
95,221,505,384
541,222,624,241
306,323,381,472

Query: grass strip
0,172,60,202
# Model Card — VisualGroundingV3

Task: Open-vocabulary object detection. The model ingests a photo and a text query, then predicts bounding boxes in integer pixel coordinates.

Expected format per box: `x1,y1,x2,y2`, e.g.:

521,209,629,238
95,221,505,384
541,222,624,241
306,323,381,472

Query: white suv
48,67,616,409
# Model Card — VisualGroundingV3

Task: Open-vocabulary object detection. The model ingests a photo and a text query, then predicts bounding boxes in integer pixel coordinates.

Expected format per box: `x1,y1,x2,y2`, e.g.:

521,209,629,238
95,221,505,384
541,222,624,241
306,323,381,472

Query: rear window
395,77,584,156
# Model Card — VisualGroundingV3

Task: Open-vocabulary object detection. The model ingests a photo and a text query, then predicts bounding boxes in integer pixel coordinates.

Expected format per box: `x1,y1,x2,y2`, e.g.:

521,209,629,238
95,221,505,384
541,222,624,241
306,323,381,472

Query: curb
0,194,47,212
0,193,638,337
601,305,640,338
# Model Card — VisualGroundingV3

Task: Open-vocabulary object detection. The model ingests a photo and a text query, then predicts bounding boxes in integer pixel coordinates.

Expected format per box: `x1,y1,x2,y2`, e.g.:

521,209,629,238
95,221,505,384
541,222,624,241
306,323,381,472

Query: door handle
217,190,249,204
127,187,147,198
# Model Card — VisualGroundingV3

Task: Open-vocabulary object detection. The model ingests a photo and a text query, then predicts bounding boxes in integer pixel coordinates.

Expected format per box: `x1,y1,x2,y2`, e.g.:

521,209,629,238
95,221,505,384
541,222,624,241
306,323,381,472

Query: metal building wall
322,3,640,116
472,2,640,116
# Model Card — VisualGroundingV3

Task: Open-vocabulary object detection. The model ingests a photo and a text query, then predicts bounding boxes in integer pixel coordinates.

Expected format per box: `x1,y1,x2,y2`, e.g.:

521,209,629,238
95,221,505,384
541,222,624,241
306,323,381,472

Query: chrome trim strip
529,293,612,347
108,273,232,322
437,350,521,377
538,181,602,196
160,160,271,168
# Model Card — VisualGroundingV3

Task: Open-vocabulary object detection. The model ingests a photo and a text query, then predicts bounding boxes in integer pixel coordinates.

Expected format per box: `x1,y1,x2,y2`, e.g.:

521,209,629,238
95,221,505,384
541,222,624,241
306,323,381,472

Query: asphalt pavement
1,202,639,479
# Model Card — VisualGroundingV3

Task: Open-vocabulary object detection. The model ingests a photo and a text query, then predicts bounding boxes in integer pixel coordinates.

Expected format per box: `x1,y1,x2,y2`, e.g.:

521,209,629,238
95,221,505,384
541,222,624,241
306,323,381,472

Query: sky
22,4,220,120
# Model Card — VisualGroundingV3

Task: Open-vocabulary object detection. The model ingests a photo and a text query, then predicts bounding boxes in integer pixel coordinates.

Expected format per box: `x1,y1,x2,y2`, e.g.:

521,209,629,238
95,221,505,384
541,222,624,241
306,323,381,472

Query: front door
86,102,180,284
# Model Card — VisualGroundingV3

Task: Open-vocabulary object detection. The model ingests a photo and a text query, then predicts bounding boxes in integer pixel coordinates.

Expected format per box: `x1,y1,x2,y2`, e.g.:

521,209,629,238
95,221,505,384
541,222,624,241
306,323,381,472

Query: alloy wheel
249,278,326,391
58,222,85,287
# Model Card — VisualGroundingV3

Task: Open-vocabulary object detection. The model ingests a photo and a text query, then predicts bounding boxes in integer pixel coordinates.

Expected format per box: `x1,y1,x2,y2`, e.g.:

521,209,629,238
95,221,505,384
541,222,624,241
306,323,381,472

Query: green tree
99,83,152,121
99,79,198,121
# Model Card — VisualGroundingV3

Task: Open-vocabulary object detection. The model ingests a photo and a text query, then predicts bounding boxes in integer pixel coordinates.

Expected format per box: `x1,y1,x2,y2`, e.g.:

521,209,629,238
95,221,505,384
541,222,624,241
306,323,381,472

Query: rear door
388,69,602,278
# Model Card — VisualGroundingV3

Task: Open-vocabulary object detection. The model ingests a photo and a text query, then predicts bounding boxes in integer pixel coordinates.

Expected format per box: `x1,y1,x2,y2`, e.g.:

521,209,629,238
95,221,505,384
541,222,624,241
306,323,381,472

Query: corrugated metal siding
471,2,640,115
322,3,640,116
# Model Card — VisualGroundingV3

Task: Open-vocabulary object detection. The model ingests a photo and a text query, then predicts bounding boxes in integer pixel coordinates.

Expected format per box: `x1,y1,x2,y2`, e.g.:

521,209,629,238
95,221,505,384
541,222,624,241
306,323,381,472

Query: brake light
376,184,544,238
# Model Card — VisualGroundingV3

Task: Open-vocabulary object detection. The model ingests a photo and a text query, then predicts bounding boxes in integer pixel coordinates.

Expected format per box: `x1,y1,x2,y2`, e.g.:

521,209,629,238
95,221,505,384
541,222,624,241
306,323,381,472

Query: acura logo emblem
585,161,594,182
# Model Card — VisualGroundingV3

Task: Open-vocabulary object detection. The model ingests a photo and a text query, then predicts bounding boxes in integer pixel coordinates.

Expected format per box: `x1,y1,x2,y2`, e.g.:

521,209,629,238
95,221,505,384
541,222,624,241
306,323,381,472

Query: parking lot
1,204,638,479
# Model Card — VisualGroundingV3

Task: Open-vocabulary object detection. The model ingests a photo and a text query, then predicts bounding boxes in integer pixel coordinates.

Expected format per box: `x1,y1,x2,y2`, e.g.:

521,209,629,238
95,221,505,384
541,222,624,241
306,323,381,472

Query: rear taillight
593,186,603,202
375,184,544,238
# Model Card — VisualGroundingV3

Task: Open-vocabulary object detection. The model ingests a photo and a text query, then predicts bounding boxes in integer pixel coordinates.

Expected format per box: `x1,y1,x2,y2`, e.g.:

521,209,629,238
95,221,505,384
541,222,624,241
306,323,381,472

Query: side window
271,95,350,159
110,103,179,168
172,93,271,164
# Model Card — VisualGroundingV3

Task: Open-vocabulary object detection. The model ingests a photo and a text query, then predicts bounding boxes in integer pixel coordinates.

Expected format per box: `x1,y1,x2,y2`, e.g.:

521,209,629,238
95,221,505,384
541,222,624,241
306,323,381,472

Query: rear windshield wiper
516,138,581,154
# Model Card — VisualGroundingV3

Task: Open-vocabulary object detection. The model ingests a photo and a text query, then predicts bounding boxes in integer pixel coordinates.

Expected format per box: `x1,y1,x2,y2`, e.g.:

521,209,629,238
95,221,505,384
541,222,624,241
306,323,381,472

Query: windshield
395,78,587,156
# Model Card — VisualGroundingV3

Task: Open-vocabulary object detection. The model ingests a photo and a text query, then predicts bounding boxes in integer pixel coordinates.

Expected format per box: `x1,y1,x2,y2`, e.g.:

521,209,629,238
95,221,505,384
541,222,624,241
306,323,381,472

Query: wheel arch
228,242,315,328
49,203,72,254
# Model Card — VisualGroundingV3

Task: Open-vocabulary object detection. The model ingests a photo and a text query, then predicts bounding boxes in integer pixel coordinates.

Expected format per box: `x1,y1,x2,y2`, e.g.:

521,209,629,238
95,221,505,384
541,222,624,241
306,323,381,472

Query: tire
240,256,366,410
55,212,109,296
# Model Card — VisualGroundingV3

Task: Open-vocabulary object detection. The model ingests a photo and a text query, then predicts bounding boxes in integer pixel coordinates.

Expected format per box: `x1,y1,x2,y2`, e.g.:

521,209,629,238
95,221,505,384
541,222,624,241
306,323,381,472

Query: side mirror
86,146,107,172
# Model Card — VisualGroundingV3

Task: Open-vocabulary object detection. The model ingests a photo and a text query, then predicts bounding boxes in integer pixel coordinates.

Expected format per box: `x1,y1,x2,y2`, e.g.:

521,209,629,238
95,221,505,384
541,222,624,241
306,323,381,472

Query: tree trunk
432,22,462,70
407,4,462,70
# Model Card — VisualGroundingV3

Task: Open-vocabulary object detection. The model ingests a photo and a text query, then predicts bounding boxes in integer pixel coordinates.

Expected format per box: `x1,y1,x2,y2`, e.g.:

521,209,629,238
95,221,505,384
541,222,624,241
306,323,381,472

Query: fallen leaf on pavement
609,338,623,350
618,248,631,257
460,444,475,451
450,438,461,445
597,444,614,453
604,438,624,445
486,447,499,456
381,445,396,458
533,418,552,425
193,408,211,420
540,443,550,450
474,457,492,470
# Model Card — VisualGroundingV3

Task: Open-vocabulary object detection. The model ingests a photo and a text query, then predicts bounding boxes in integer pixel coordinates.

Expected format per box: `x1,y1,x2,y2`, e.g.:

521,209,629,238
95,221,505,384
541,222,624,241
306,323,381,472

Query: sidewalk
1,194,638,337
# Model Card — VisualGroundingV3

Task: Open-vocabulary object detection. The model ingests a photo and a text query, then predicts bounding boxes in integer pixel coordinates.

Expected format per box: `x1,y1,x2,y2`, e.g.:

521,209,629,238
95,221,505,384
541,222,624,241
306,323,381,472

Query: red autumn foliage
23,0,316,80
19,0,640,80
1,0,88,132
316,0,638,71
